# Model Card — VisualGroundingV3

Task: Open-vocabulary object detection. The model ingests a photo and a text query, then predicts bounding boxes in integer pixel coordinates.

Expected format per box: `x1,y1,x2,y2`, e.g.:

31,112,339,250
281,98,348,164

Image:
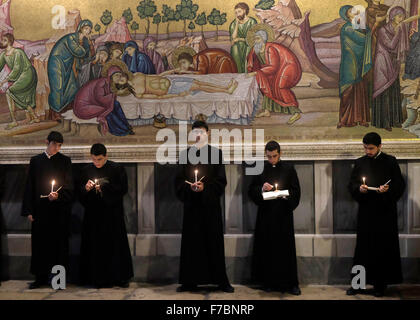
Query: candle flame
52,180,55,186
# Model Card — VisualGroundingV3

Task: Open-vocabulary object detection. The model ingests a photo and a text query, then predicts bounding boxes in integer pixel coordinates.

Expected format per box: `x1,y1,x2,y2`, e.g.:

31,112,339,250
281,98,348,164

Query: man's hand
360,184,368,193
263,182,274,192
48,191,58,201
28,215,34,223
377,184,389,193
85,180,95,192
191,181,204,192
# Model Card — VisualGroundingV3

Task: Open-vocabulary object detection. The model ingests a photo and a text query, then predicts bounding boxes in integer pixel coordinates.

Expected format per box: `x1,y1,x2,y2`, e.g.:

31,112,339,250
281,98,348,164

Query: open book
366,179,391,191
262,190,290,201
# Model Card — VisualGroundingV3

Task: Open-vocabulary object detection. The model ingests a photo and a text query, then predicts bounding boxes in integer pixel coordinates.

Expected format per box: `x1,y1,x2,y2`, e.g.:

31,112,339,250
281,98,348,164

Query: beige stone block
135,234,157,256
335,235,356,257
295,235,314,257
224,235,253,257
313,235,337,257
399,235,408,258
4,234,31,256
156,234,181,256
406,235,420,257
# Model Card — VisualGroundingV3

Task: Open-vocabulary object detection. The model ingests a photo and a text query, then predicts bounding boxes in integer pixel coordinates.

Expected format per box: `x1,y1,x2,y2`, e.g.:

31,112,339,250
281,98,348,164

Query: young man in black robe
248,141,301,295
174,120,234,293
79,143,133,288
346,132,405,297
22,131,74,289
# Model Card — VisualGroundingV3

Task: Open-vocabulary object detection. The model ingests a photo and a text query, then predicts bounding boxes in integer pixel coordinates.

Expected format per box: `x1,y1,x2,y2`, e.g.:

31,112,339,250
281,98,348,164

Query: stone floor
0,281,419,300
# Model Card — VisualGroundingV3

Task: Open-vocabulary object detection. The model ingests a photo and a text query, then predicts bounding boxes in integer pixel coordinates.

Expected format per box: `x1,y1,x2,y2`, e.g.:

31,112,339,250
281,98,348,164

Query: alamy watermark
51,5,66,30
351,265,366,290
51,265,66,290
155,121,266,176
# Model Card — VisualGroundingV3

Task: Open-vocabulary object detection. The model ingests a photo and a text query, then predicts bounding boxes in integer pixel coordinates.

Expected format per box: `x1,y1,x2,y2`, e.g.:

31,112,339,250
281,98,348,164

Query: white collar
193,142,208,150
374,151,382,159
45,151,52,159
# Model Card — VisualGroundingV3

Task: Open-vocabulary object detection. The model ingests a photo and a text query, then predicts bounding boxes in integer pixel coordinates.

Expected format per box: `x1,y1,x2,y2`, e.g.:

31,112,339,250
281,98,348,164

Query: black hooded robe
348,152,405,286
22,152,74,281
79,161,133,286
248,161,301,289
174,145,230,286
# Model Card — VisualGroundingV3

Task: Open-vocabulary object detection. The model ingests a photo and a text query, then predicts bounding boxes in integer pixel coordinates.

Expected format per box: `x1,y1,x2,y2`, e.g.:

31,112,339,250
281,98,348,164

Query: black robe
174,145,230,286
22,153,73,279
248,161,301,289
79,161,133,286
348,152,405,286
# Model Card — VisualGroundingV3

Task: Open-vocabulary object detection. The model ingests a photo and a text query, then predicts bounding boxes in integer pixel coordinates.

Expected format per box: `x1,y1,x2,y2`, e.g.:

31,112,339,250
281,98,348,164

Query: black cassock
348,152,405,286
175,145,230,286
248,161,301,289
22,153,73,279
79,161,133,286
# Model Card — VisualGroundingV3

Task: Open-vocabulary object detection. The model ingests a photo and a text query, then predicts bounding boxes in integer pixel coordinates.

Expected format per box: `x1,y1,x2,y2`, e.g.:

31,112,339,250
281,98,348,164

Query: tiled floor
0,281,419,300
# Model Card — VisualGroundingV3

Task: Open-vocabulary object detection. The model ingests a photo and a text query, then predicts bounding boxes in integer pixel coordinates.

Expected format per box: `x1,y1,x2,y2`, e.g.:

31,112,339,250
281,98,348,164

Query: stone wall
1,161,420,284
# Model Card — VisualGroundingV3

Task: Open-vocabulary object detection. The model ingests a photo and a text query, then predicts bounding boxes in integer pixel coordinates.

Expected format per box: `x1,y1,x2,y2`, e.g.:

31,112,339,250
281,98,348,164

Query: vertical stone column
137,163,155,234
314,161,334,234
224,164,243,234
407,161,420,234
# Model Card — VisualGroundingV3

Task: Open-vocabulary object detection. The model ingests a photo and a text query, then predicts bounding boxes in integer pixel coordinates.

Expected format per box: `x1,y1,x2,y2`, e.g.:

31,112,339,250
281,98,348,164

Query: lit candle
51,180,55,193
94,179,98,186
362,177,366,185
275,183,278,191
194,170,198,184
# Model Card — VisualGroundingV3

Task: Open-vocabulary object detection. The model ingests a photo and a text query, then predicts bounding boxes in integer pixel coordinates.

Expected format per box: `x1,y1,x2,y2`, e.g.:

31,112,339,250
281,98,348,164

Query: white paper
262,190,290,200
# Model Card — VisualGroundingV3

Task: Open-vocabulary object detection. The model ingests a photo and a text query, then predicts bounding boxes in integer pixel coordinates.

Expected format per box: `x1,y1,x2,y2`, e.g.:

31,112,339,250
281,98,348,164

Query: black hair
363,132,382,146
90,143,107,156
192,120,209,132
47,131,63,144
178,52,193,64
265,140,281,153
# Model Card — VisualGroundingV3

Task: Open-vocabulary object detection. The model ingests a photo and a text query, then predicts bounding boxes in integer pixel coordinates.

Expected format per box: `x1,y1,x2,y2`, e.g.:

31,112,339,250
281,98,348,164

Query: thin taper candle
362,177,366,185
51,180,55,193
194,170,198,184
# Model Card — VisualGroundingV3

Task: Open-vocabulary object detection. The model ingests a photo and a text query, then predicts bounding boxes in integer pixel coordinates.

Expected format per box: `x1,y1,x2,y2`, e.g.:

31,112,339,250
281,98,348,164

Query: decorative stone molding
225,164,243,234
137,164,155,234
314,161,334,234
1,140,419,164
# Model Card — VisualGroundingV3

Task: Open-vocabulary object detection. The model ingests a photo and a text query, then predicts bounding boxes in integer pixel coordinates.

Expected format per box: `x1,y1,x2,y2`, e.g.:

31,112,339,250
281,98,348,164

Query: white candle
94,179,98,186
51,180,55,193
194,170,198,184
362,177,366,185
275,183,278,191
